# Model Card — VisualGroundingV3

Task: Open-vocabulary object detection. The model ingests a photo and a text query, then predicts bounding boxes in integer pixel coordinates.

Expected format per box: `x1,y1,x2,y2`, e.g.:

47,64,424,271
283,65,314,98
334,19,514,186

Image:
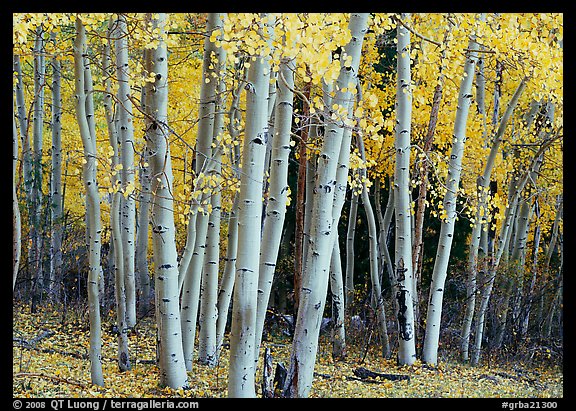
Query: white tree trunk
215,194,239,355
73,17,104,386
357,134,391,359
254,56,294,360
103,23,131,371
228,13,274,398
329,237,346,359
49,43,63,301
283,13,369,398
114,14,137,327
136,48,152,317
30,27,45,305
461,78,527,362
198,30,227,366
345,190,358,309
180,12,224,371
13,96,21,291
421,29,481,365
393,13,416,365
146,12,189,389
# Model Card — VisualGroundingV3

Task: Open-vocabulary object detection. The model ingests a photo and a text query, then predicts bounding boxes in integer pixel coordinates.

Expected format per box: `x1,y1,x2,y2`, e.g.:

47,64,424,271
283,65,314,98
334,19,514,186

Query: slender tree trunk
283,13,369,398
73,17,104,386
345,190,359,310
470,144,551,365
329,237,347,360
13,96,22,291
393,13,417,366
114,14,137,328
198,31,227,366
136,47,152,318
215,62,246,357
30,27,46,310
228,13,274,398
104,22,131,372
215,194,239,354
254,56,294,359
460,77,526,362
357,134,391,359
49,42,63,301
421,25,481,365
145,12,189,389
180,12,224,370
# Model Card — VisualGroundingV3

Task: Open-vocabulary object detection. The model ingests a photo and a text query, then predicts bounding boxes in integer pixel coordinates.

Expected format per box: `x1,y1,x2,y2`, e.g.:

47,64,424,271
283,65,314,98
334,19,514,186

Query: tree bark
283,13,369,398
180,13,224,370
73,17,104,386
114,13,137,328
146,12,189,389
228,13,274,398
254,56,294,359
104,21,131,372
392,13,417,366
49,39,63,301
461,77,527,362
421,26,481,365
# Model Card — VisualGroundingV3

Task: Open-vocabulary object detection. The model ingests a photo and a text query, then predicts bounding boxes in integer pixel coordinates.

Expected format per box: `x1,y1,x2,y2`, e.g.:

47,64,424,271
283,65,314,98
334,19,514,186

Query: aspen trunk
136,47,152,318
49,43,63,301
329,237,346,360
13,96,21,291
104,22,131,371
146,12,189,389
421,29,481,365
73,17,104,386
461,78,527,362
357,134,391,359
180,12,224,370
114,14,137,327
198,31,227,366
470,147,549,365
228,13,274,398
254,56,294,359
393,13,416,365
345,190,359,310
215,194,239,355
30,28,45,309
283,13,369,398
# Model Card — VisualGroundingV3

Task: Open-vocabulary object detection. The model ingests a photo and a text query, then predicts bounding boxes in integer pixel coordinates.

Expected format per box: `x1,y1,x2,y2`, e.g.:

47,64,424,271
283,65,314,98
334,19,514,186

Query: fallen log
352,367,411,382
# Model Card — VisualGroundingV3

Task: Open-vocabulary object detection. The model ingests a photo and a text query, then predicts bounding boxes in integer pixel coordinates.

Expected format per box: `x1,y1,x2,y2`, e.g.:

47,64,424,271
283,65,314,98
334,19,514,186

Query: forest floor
13,302,563,399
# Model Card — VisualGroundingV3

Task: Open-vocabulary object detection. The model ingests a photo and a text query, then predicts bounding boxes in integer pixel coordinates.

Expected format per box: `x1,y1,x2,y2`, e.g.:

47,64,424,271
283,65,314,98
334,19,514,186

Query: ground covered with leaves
13,303,563,398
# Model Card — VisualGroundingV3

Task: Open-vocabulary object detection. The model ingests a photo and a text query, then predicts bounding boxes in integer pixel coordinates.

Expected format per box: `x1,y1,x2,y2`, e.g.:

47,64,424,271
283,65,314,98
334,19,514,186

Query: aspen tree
393,12,416,366
470,137,557,365
283,13,369,398
73,16,104,386
228,13,274,398
180,12,224,370
146,12,189,389
198,23,227,365
103,19,130,372
329,237,347,360
114,13,137,327
460,78,527,362
254,55,294,360
13,96,21,292
30,26,45,309
345,190,359,309
421,16,482,365
136,46,152,317
357,133,391,358
49,35,63,301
